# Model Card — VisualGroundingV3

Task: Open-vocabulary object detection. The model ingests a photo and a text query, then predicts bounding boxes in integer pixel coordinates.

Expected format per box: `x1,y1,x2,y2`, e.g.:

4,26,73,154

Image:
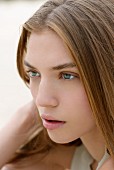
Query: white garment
71,145,93,170
96,150,110,170
71,145,110,170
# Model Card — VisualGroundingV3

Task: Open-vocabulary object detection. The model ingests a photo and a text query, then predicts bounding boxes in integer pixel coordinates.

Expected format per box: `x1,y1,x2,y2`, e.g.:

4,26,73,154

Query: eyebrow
24,60,76,70
52,63,76,70
24,60,36,69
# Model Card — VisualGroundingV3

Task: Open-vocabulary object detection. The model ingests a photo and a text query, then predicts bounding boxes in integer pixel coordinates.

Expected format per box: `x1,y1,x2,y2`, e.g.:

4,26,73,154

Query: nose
35,80,58,108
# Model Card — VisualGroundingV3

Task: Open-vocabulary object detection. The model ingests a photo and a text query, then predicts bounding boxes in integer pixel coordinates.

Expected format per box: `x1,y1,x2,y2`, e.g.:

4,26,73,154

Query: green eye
62,73,75,80
28,71,40,78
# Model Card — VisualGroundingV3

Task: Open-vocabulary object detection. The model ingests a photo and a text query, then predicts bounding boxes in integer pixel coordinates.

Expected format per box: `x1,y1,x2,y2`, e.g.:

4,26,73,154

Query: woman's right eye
27,71,40,78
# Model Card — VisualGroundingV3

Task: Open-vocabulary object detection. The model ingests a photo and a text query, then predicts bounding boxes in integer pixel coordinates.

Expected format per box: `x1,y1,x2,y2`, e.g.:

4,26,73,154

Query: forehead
26,30,74,67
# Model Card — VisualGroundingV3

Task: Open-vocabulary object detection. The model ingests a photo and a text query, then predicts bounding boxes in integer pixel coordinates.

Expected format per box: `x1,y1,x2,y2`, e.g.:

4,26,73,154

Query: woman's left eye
61,73,77,80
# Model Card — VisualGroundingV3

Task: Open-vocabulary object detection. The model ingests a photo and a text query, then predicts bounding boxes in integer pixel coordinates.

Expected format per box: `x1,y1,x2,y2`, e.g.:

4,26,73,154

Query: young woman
1,0,114,169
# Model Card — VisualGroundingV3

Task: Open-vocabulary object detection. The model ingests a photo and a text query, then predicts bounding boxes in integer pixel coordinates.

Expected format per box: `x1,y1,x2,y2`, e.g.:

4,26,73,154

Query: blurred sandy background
0,0,46,128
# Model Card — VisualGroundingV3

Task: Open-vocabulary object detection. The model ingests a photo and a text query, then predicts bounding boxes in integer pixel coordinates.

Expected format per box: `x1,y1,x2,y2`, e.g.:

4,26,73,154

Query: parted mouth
41,114,66,130
44,119,65,123
41,114,61,121
41,114,66,123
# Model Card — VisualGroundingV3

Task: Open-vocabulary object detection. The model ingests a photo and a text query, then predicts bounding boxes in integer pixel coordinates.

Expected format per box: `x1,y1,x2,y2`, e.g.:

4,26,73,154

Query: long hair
15,0,114,165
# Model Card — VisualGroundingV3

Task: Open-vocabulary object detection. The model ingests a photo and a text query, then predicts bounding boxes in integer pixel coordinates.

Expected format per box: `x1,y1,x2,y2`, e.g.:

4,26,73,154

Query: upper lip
41,114,62,122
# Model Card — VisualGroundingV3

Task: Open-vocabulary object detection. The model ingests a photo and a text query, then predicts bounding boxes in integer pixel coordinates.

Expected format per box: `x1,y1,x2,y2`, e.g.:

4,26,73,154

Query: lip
41,114,65,130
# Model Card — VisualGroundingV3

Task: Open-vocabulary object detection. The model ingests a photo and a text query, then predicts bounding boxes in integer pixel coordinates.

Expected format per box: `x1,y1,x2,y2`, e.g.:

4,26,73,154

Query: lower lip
42,119,65,130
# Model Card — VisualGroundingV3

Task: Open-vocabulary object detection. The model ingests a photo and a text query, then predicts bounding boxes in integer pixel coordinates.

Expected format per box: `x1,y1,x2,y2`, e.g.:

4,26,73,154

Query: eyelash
26,70,79,80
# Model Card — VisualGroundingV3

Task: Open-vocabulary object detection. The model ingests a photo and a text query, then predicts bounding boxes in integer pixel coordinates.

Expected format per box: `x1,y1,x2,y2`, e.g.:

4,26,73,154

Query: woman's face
24,29,96,143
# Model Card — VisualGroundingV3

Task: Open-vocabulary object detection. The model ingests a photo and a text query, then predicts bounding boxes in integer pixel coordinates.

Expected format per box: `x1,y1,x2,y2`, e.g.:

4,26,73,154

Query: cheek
77,89,92,113
62,84,94,119
29,80,38,100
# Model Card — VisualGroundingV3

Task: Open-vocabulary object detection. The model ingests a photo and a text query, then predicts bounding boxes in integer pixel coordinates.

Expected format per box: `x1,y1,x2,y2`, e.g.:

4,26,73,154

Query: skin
25,29,96,143
0,101,39,168
0,26,113,170
24,29,105,167
99,157,114,170
1,101,76,170
0,101,113,170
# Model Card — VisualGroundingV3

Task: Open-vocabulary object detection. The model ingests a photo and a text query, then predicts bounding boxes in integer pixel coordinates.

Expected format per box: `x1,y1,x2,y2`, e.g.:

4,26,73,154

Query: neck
81,127,105,162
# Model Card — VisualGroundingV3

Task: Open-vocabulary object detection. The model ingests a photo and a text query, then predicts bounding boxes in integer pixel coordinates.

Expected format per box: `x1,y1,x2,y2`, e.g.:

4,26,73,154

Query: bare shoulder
1,164,14,170
1,161,64,170
99,157,114,170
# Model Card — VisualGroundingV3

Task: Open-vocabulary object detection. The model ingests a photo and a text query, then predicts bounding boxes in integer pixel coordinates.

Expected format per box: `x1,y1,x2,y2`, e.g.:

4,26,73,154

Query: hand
13,100,41,134
14,100,43,143
0,100,41,168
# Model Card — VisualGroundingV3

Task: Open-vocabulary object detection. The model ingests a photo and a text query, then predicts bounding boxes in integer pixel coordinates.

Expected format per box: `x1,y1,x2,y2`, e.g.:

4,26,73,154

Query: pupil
65,74,70,79
32,73,36,76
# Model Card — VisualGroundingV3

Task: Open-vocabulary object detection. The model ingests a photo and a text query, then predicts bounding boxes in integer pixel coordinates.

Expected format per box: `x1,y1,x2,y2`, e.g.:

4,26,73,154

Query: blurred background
0,0,46,128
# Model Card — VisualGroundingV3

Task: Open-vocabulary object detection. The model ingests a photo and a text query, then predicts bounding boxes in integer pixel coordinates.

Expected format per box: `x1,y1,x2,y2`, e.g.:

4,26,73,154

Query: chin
47,131,77,144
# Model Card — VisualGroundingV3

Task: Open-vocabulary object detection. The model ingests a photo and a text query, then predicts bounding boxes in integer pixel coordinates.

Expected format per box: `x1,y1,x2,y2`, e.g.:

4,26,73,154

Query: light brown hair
12,0,114,165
